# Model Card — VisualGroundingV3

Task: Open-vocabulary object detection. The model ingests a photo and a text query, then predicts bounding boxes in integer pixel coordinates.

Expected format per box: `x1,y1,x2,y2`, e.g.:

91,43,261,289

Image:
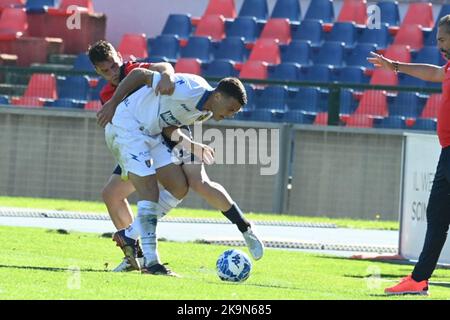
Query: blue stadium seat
312,41,345,67
281,40,311,65
304,0,334,23
270,0,301,23
57,76,90,100
411,118,437,131
339,89,359,115
180,36,213,62
0,95,9,104
254,85,288,110
345,43,377,69
357,24,391,49
335,66,369,84
298,65,333,83
238,0,269,21
413,46,446,65
268,62,300,81
202,59,237,78
291,20,324,47
225,16,260,43
287,87,328,113
398,74,426,87
282,110,316,124
73,53,95,72
374,116,406,129
161,14,192,40
378,1,400,26
326,22,357,48
148,35,179,62
388,92,427,118
45,98,85,109
214,37,248,62
26,0,56,13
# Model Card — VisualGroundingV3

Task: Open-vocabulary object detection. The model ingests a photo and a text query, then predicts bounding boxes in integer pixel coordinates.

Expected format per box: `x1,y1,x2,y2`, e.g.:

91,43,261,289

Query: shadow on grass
0,264,107,273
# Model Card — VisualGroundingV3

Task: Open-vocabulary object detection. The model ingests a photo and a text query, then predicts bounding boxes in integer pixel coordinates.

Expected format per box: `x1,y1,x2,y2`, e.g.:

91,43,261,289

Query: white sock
137,200,164,266
158,188,183,216
124,219,140,240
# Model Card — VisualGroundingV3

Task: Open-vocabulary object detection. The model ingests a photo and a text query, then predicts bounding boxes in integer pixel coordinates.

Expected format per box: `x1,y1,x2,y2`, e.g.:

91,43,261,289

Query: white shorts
105,123,177,180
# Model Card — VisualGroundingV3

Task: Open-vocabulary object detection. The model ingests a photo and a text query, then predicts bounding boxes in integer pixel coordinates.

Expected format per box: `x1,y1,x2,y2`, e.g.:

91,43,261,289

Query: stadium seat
370,68,397,86
398,73,426,88
148,34,180,62
345,43,377,69
421,94,441,119
48,0,94,14
355,90,388,117
410,118,437,131
25,0,55,13
337,0,367,25
73,53,94,72
118,33,148,61
84,100,102,111
268,62,300,81
393,24,424,51
326,22,357,48
239,60,268,79
413,46,446,65
291,20,324,47
0,0,24,12
339,88,359,114
401,3,434,29
387,92,427,118
304,0,334,23
195,15,226,41
203,59,237,77
281,40,311,65
57,75,90,100
313,112,328,126
384,44,411,63
270,0,301,24
204,0,236,19
298,65,333,83
377,1,400,26
312,41,345,67
259,18,291,45
11,96,45,107
180,36,213,62
357,24,391,49
238,0,268,21
175,58,202,74
214,37,248,62
283,110,316,124
45,98,85,108
0,94,9,104
0,8,27,39
225,16,260,43
373,116,406,129
248,38,281,64
254,85,288,110
161,14,192,41
345,115,375,128
335,66,369,84
287,87,328,113
23,73,57,99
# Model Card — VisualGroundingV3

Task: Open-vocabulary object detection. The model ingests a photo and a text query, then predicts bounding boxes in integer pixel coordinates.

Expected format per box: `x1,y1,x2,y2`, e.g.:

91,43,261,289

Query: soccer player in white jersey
103,70,264,274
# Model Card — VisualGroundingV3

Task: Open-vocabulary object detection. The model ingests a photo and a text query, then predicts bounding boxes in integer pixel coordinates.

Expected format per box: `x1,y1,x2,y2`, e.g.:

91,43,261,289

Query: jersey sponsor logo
196,112,212,123
160,111,182,126
180,103,190,112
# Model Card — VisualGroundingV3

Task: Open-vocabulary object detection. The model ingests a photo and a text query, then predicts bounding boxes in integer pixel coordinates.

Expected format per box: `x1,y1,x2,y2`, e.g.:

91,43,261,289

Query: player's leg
182,162,264,260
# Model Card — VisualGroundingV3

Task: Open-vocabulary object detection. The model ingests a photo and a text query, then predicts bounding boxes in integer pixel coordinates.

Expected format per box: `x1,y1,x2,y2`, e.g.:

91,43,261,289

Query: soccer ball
216,249,252,282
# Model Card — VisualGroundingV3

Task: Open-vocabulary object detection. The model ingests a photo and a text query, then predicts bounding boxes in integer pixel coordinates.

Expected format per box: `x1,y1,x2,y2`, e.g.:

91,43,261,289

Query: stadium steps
0,83,26,96
48,54,77,65
30,63,74,72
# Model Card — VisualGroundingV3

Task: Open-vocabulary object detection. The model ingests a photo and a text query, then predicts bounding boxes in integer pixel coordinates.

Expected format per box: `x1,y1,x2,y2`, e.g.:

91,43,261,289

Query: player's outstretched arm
367,51,445,83
148,62,175,96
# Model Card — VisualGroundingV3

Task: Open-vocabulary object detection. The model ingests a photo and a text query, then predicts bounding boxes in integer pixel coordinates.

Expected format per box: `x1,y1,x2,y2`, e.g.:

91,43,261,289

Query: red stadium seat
402,3,434,29
313,112,328,126
421,94,442,119
47,0,94,15
175,58,202,74
248,38,281,64
118,33,148,61
10,96,45,107
337,0,367,25
204,0,236,19
259,18,291,45
354,90,388,117
84,100,102,111
0,0,24,11
194,14,226,41
0,8,27,39
393,24,424,51
370,68,398,86
239,60,268,80
346,114,375,128
383,44,411,63
24,73,57,99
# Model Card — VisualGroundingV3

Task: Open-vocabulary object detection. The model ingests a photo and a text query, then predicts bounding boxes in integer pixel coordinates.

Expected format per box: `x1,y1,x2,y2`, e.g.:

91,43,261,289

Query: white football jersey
111,73,213,136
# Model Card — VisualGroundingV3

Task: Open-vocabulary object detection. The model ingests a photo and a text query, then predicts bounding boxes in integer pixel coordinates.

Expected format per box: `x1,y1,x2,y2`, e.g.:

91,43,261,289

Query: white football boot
242,226,264,260
112,257,145,272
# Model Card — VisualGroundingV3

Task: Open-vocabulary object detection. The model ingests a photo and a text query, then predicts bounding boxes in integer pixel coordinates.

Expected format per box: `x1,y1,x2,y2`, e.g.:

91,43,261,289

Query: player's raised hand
367,51,395,71
155,73,175,96
97,99,117,128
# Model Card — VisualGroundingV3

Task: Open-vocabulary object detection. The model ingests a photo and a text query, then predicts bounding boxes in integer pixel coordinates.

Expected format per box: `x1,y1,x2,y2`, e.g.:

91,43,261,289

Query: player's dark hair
439,15,450,33
215,77,247,106
87,40,116,65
